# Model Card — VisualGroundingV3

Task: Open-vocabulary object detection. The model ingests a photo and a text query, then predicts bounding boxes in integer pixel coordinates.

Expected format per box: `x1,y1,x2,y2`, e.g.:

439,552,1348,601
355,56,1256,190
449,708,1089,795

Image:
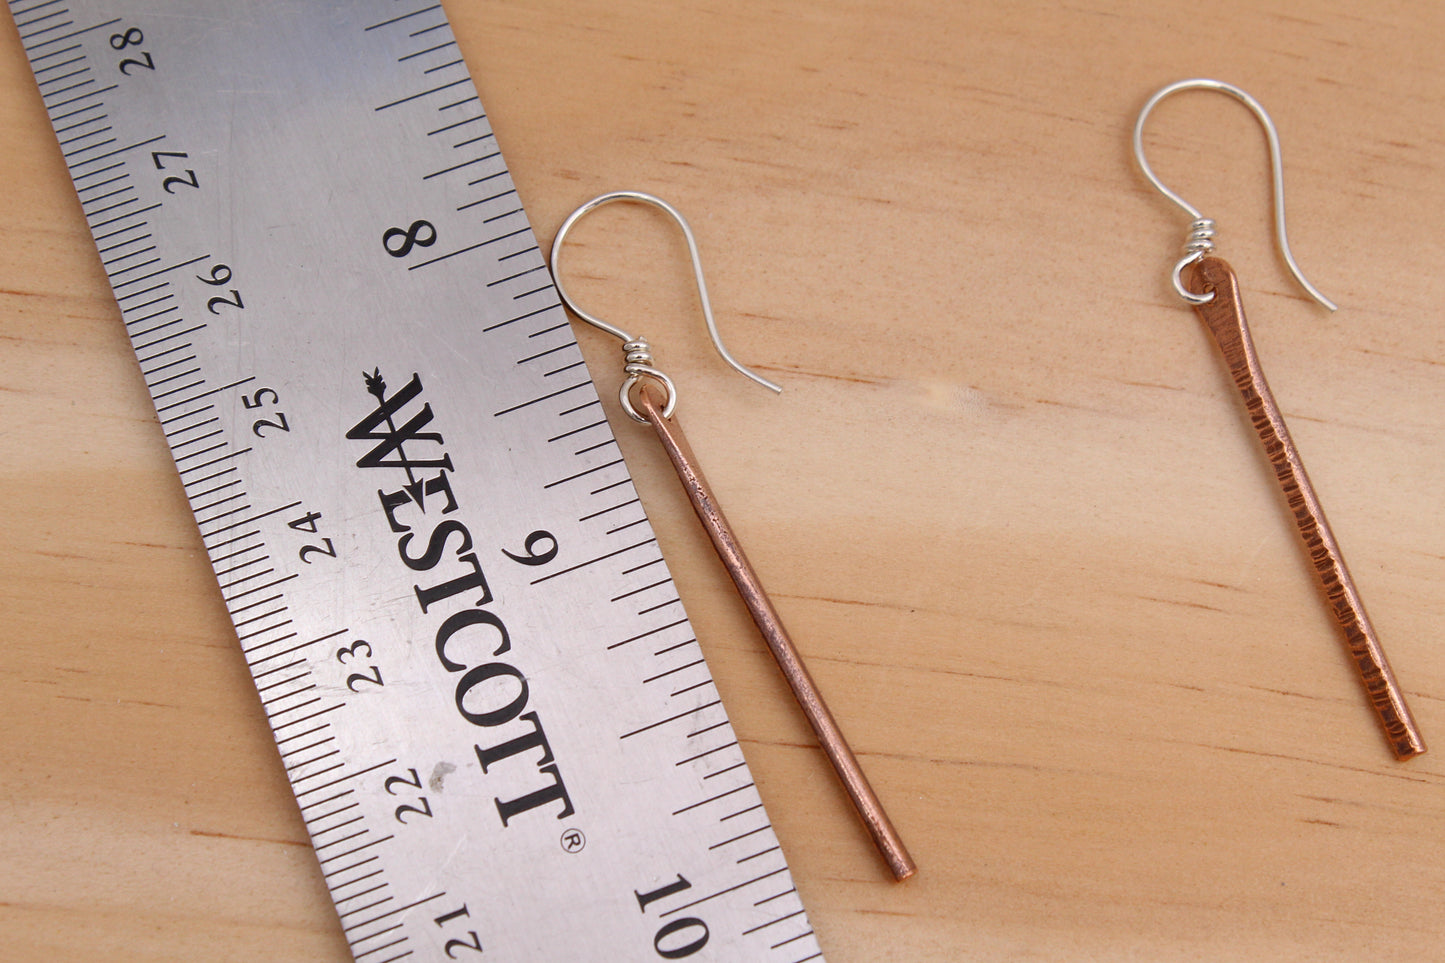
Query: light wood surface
4,2,1444,960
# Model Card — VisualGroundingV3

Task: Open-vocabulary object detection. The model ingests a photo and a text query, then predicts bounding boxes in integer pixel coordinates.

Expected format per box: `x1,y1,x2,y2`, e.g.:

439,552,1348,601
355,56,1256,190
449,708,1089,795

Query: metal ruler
9,2,823,960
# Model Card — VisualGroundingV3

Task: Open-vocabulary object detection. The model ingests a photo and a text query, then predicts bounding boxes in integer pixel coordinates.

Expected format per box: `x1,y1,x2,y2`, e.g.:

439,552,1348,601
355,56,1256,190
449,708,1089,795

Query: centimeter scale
9,1,825,960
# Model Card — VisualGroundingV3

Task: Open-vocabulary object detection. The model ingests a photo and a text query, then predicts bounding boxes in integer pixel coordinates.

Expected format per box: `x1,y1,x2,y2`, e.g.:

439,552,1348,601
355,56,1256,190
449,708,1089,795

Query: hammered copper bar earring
549,191,916,880
1134,79,1426,760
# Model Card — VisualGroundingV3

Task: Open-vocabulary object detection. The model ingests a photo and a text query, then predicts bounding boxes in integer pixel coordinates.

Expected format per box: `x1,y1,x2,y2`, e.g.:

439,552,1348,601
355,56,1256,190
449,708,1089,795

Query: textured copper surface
634,382,917,880
1191,256,1426,760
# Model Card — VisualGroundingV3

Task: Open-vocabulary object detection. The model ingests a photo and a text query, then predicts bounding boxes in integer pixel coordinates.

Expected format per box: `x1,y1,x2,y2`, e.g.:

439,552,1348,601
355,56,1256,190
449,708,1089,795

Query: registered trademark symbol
559,828,586,854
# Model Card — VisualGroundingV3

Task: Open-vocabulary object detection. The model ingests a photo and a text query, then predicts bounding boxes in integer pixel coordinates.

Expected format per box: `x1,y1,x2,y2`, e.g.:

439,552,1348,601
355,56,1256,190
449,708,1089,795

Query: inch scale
9,1,825,960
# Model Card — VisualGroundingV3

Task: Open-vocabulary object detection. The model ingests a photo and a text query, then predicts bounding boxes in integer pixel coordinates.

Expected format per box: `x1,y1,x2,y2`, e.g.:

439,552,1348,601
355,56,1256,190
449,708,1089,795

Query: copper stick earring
550,191,916,880
1134,79,1426,761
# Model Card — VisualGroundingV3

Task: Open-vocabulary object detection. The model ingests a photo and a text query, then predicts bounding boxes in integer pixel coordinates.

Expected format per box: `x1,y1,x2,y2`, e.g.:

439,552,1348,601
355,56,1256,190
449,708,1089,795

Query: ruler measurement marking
744,908,803,935
248,629,343,666
332,873,386,903
363,5,439,31
193,491,247,516
26,17,120,52
570,439,614,458
772,929,815,950
170,427,223,450
47,84,118,113
37,59,90,81
738,846,783,866
270,703,344,735
709,824,771,851
424,57,463,75
129,313,185,339
493,378,590,417
497,242,537,262
450,131,495,150
652,639,698,661
422,154,491,179
671,678,715,697
252,659,305,683
257,669,311,694
516,342,575,366
67,132,163,167
682,741,741,769
720,802,765,822
89,201,160,231
173,443,248,474
338,894,394,922
134,323,206,355
351,892,446,929
324,854,381,882
239,626,296,650
544,457,624,489
580,496,640,521
90,202,161,232
295,758,396,798
339,895,393,920
212,554,267,577
621,699,723,741
374,75,469,111
20,15,74,40
103,240,158,263
486,263,546,288
483,301,560,333
755,887,797,907
315,821,369,850
404,40,457,64
673,781,756,816
125,305,179,329
688,716,733,739
285,749,342,773
50,99,105,123
608,518,651,537
143,345,200,373
644,658,706,685
37,56,88,78
536,537,658,585
111,252,207,288
607,617,687,651
311,805,363,829
230,603,289,627
80,173,131,196
406,224,529,270
352,934,407,958
481,206,523,225
263,683,319,707
661,867,790,918
86,197,141,221
423,111,476,134
46,78,97,101
372,951,414,963
319,834,397,867
702,762,748,782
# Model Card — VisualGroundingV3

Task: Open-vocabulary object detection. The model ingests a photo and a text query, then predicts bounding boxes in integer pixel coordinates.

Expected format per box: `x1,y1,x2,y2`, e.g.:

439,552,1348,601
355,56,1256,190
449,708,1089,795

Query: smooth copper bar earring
1134,79,1426,761
549,191,916,880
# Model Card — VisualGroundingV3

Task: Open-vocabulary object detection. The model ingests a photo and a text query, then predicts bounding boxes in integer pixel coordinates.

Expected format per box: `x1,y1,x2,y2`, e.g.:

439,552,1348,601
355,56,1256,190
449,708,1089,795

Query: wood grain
4,2,1444,961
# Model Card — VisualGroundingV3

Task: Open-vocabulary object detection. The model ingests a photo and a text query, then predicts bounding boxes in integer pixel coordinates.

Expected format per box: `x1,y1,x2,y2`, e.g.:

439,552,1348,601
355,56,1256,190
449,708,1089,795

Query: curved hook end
1135,78,1338,312
549,191,783,395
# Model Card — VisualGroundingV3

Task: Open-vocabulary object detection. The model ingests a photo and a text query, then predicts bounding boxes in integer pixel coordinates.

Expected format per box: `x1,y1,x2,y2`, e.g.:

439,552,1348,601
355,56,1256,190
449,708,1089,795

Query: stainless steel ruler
9,1,823,959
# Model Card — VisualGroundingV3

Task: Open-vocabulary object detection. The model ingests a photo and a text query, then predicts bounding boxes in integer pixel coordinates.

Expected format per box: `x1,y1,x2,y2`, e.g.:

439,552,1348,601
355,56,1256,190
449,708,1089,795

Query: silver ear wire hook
549,190,782,423
1133,78,1337,311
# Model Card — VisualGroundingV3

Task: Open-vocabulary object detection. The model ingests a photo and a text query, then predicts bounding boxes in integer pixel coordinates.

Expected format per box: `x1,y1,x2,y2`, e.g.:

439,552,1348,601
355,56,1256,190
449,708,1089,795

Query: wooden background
4,1,1444,960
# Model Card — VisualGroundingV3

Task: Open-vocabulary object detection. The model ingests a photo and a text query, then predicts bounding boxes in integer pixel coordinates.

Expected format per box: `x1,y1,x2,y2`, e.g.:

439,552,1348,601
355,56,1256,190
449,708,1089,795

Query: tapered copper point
1191,256,1426,761
634,382,917,880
